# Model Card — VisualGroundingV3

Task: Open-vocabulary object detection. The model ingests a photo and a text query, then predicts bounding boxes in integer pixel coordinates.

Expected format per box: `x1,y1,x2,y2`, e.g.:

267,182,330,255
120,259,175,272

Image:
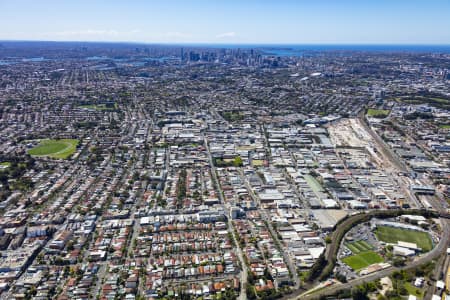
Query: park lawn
397,97,450,109
222,111,244,122
367,108,390,118
342,251,383,271
28,139,79,159
404,282,425,300
375,226,432,252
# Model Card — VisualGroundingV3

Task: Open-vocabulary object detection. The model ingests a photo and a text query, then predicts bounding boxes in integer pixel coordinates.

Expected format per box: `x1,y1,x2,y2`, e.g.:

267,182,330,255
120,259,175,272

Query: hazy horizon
2,40,450,46
1,0,450,45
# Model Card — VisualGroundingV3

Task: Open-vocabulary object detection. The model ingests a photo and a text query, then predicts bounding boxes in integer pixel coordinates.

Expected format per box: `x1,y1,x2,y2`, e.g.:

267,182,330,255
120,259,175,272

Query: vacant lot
367,108,390,118
375,226,432,252
342,251,383,271
252,159,264,167
345,240,373,254
28,139,79,159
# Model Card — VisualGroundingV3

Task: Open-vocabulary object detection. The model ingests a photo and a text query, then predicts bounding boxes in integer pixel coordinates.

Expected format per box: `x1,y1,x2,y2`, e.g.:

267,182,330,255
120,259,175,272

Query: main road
238,169,301,290
204,135,248,300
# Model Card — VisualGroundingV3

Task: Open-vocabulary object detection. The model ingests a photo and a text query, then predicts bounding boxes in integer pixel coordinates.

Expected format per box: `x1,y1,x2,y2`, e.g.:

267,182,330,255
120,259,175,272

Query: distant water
0,60,15,65
259,44,450,56
189,44,450,56
86,56,109,60
0,57,48,65
22,57,48,62
2,42,450,63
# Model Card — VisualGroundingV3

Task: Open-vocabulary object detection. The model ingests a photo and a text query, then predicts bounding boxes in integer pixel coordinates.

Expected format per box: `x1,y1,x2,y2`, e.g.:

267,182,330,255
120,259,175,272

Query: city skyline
1,0,450,44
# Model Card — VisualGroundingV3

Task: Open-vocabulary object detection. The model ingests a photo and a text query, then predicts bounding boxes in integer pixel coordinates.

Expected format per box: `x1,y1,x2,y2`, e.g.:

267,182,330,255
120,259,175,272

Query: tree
398,284,408,296
307,253,327,282
246,284,257,300
385,290,400,299
263,268,273,281
233,156,243,167
66,240,75,251
393,257,405,267
335,273,347,283
351,286,369,300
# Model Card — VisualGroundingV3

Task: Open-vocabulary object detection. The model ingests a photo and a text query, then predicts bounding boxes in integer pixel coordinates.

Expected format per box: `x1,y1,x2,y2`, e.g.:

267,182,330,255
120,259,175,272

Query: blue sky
0,0,449,44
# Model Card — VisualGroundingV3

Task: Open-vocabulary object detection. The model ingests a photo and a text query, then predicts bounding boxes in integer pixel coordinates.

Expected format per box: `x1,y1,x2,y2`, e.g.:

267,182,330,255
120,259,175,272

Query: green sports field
367,108,390,118
345,240,374,254
342,251,383,271
28,139,79,159
375,226,432,252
